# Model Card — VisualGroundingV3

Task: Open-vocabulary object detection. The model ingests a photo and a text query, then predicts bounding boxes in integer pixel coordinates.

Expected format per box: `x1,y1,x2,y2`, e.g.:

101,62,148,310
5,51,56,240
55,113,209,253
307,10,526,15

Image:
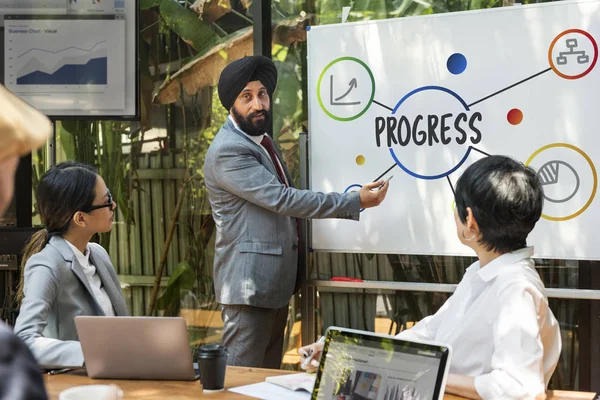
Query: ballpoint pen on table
48,368,75,375
301,335,326,370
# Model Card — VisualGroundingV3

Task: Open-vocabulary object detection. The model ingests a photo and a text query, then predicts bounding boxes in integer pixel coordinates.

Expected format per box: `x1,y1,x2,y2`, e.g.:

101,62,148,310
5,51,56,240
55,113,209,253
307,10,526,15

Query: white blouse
65,241,115,317
396,247,561,399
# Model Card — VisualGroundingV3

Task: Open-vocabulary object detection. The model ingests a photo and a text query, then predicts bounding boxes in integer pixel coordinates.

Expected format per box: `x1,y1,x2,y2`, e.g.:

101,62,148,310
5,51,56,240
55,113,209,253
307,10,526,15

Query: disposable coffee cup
197,344,228,391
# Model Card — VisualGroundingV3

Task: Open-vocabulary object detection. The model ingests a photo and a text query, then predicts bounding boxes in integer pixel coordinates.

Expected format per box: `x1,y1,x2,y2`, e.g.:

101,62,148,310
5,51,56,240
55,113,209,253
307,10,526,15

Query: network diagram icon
556,38,590,65
316,28,598,222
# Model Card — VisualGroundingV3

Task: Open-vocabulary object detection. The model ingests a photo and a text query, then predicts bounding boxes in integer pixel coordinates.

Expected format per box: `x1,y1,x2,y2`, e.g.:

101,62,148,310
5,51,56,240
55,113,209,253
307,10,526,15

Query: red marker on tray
330,276,364,282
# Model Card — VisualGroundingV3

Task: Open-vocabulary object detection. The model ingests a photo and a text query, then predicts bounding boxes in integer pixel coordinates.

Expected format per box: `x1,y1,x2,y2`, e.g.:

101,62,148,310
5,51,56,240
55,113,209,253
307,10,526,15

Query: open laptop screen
312,327,451,400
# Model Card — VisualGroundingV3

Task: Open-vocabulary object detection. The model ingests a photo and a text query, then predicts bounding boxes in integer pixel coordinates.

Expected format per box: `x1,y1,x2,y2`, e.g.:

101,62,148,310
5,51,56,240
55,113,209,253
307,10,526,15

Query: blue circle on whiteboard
344,184,365,212
447,53,467,75
390,86,472,180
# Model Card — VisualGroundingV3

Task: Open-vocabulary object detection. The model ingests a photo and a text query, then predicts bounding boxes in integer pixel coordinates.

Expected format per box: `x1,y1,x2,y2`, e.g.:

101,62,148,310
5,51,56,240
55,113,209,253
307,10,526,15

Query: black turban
217,56,278,111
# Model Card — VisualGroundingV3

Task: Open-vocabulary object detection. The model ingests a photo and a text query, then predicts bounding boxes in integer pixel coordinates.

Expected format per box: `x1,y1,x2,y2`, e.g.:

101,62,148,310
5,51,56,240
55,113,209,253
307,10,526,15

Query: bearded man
204,56,389,368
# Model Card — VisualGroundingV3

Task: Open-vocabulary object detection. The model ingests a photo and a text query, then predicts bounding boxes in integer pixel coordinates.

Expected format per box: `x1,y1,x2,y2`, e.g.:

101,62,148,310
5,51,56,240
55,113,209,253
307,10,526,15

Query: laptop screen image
312,327,451,400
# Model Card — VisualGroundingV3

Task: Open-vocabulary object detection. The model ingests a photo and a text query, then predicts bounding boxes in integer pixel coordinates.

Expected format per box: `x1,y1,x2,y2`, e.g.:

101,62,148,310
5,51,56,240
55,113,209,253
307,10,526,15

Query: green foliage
271,45,305,185
187,89,228,183
140,0,163,9
181,89,224,300
157,260,197,315
159,0,221,52
57,121,137,249
314,0,507,25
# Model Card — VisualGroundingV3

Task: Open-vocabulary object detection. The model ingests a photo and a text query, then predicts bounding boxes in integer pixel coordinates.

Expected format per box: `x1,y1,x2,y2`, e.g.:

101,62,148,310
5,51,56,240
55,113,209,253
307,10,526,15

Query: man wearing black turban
204,56,390,369
217,55,277,113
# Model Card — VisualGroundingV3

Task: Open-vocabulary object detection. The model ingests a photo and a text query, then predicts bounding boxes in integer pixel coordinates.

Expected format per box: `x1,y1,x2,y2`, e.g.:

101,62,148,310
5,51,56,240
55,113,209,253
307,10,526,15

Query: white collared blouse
64,240,115,317
397,247,561,399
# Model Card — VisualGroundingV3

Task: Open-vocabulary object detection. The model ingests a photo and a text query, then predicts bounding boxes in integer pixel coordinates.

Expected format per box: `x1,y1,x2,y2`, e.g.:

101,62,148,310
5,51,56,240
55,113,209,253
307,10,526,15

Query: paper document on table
265,372,316,392
228,381,312,400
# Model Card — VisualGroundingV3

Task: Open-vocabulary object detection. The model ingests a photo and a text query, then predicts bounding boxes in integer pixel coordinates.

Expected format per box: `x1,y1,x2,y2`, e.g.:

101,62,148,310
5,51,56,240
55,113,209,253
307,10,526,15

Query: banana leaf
140,0,163,9
153,26,253,104
159,0,221,52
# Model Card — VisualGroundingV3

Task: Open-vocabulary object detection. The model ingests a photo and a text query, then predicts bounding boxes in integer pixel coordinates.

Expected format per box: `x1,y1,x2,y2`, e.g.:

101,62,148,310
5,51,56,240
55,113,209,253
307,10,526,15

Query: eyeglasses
84,190,114,212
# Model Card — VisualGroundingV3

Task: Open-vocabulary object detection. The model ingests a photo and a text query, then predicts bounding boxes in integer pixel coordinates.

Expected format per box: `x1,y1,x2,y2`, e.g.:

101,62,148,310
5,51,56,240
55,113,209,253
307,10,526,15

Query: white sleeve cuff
474,372,541,400
474,374,500,400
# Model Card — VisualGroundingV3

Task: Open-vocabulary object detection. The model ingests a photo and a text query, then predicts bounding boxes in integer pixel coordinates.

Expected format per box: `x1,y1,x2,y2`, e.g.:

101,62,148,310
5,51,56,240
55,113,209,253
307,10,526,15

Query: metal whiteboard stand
299,132,318,347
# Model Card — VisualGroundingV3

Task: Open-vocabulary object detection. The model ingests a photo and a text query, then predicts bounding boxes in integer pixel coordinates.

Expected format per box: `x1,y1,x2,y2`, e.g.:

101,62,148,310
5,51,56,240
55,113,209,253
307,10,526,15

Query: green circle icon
317,57,375,122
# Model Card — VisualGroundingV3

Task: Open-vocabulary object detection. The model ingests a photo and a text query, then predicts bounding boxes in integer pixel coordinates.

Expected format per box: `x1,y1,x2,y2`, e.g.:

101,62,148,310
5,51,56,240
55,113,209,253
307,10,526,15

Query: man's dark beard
231,106,270,136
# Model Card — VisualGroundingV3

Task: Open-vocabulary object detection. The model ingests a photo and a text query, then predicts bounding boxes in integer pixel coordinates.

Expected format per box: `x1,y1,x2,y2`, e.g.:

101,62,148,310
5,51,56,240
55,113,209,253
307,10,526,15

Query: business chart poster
308,0,600,259
4,16,125,113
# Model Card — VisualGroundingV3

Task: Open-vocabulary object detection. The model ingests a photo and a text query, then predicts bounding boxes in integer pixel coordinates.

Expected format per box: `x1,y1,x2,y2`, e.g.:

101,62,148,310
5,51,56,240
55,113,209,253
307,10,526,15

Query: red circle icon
507,108,523,125
548,29,598,80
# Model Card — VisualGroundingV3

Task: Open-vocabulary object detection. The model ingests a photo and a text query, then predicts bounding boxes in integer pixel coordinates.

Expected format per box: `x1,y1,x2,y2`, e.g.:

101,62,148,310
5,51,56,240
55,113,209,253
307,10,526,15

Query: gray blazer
204,119,361,309
14,236,128,367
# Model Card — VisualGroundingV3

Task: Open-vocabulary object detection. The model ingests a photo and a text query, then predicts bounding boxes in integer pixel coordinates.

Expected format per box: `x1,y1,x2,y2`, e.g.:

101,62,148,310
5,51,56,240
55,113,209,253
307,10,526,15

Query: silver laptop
75,316,197,380
312,327,452,400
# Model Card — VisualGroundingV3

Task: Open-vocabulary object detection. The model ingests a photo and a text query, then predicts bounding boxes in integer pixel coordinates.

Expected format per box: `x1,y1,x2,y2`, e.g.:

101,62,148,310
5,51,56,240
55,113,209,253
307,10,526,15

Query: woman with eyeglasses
14,161,128,368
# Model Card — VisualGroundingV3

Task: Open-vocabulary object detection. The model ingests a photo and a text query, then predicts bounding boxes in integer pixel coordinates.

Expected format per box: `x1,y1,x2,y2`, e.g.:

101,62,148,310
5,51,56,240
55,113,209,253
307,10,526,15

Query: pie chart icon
537,160,580,203
526,143,597,221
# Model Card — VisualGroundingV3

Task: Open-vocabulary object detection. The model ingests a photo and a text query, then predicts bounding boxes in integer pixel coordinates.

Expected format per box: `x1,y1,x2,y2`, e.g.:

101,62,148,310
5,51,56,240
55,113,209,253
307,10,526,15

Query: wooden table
45,367,298,400
44,366,597,400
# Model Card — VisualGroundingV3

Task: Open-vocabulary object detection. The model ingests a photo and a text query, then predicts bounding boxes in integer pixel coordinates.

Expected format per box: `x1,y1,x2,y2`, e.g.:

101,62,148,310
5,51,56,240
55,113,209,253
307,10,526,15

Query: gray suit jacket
204,119,361,308
14,236,128,367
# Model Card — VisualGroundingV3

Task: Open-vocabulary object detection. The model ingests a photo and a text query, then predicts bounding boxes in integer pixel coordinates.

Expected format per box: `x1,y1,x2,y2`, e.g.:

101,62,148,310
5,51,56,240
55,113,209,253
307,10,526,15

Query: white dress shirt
396,247,561,399
65,241,115,317
229,115,289,186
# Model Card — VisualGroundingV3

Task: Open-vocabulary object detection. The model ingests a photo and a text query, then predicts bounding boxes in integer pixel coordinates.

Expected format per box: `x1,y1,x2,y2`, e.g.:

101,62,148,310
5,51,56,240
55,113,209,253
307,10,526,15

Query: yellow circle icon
356,155,365,165
525,143,597,221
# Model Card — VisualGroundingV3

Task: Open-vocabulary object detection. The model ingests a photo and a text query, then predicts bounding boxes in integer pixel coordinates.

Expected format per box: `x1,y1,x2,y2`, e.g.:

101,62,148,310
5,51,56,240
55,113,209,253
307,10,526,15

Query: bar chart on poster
4,17,125,112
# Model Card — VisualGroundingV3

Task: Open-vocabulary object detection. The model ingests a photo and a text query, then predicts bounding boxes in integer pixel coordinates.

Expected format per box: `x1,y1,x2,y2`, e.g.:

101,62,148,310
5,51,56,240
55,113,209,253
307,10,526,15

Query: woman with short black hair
300,155,562,399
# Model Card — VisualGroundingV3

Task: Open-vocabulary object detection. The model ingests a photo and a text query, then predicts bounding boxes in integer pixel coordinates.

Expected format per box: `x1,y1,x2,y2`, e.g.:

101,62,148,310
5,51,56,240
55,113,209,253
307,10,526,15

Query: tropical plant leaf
190,0,232,24
168,261,198,290
139,39,156,131
272,56,300,141
153,26,253,104
157,261,197,313
140,0,163,9
272,13,308,47
57,122,76,161
317,0,391,24
159,0,220,51
59,121,96,162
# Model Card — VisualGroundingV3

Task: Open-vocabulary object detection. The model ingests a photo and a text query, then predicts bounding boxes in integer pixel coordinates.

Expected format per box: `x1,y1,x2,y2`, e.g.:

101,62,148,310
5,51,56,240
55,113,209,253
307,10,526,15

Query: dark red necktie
260,135,288,186
261,135,303,290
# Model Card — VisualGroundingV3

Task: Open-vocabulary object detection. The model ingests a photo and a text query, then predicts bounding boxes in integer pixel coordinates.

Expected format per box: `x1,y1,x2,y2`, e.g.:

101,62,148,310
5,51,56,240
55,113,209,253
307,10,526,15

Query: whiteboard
307,0,600,259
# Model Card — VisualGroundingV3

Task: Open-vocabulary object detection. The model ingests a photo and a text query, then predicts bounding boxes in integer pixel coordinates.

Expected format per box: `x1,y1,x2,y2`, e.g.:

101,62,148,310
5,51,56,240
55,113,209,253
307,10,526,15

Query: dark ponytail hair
17,161,98,303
